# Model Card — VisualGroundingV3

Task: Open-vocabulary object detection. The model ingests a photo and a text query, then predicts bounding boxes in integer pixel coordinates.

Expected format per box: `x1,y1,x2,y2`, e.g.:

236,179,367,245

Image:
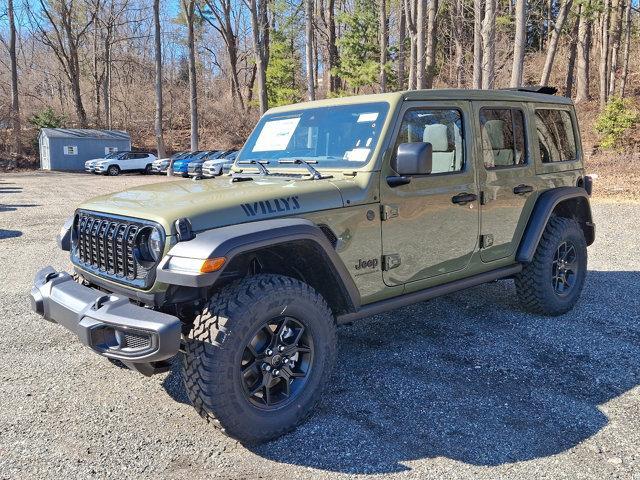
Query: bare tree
397,0,406,89
608,0,623,96
201,0,245,110
28,0,96,127
511,0,527,87
416,0,426,88
152,0,166,162
318,0,340,93
472,0,483,88
404,0,418,89
424,0,437,89
481,0,496,89
305,0,315,99
8,0,21,157
182,0,198,150
564,15,580,97
451,0,464,87
379,0,387,92
245,0,269,113
619,0,632,96
599,0,611,108
540,0,572,86
575,0,592,103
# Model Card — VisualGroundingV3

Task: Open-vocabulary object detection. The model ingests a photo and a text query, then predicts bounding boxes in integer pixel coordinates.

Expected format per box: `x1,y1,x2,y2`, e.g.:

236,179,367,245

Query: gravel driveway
1,172,639,479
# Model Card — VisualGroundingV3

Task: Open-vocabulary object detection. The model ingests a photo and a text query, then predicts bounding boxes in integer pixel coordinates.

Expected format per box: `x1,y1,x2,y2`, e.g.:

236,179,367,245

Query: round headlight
137,227,163,263
147,228,162,261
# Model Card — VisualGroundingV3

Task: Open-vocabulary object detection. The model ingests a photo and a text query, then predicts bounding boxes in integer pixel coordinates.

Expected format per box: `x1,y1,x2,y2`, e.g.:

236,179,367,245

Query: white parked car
85,152,121,173
151,152,188,174
201,151,238,178
94,152,157,176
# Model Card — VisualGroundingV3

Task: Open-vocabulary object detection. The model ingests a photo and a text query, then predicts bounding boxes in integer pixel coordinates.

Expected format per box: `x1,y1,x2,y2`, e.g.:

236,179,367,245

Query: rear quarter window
535,109,577,163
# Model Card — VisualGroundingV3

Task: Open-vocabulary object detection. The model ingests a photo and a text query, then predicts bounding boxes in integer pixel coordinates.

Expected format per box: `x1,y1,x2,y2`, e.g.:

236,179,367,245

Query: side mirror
391,142,433,176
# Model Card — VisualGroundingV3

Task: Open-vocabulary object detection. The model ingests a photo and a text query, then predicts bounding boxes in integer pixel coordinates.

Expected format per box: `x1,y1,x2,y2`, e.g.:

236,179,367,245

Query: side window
394,109,464,174
535,109,577,163
480,108,526,169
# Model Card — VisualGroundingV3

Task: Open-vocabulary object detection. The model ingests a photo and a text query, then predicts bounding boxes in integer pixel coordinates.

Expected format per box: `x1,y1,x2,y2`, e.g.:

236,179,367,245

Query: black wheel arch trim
516,186,595,264
156,218,361,311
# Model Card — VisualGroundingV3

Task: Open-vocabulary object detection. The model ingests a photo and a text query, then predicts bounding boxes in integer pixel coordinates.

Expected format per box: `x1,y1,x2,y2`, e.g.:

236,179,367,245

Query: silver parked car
201,150,238,178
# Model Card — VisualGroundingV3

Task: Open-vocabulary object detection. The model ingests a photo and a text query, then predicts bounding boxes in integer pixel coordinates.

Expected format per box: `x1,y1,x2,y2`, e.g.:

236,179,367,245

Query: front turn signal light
200,257,226,273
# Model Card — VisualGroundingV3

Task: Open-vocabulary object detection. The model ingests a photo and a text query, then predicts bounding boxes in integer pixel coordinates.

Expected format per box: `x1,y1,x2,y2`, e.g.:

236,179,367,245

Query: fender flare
516,186,595,263
156,218,361,310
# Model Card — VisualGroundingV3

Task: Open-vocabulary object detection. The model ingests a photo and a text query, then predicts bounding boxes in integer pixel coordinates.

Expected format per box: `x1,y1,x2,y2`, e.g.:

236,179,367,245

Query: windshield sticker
241,196,301,217
357,112,379,123
252,117,301,152
344,148,371,162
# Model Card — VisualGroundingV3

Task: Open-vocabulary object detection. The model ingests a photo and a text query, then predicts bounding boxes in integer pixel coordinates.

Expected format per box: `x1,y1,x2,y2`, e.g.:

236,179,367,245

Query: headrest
483,120,505,149
423,124,449,152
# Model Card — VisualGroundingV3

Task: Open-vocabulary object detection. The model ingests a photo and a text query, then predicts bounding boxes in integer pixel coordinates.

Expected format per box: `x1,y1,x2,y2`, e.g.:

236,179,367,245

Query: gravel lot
1,171,639,480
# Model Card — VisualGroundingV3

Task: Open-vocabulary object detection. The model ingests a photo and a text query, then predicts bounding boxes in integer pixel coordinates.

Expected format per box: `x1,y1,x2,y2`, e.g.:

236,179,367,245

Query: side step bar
337,264,522,324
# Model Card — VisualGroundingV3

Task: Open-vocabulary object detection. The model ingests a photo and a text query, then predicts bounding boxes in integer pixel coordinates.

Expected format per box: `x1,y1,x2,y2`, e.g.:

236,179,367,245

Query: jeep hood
78,176,345,234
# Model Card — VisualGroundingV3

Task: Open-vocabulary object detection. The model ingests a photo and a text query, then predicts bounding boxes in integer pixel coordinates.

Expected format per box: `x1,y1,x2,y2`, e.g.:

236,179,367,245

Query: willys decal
241,196,301,217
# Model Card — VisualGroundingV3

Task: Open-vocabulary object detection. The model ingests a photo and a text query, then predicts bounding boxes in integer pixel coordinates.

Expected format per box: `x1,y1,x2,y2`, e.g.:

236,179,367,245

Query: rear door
380,100,479,288
473,101,538,262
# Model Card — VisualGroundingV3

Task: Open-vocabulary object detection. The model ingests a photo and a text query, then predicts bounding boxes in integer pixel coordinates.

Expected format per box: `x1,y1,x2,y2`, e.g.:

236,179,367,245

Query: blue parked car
171,151,215,177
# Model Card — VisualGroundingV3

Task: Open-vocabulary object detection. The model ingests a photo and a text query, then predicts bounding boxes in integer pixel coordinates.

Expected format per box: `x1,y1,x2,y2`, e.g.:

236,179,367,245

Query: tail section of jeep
31,88,594,443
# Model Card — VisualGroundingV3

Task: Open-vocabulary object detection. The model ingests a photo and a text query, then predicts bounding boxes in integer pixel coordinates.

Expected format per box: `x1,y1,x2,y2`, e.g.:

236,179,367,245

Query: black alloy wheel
241,316,314,409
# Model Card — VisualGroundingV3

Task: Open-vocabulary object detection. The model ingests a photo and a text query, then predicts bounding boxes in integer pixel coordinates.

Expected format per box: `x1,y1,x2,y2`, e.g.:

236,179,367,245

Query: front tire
515,216,587,315
182,274,336,444
107,165,120,176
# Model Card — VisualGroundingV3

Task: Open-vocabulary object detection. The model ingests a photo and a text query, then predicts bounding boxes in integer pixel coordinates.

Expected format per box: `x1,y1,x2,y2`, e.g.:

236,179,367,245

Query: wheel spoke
284,366,305,378
293,325,305,345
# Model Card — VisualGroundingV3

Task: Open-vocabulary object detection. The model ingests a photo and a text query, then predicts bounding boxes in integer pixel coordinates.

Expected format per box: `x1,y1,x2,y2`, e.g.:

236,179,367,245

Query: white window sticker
344,148,371,162
105,146,118,155
253,117,301,152
63,146,78,155
357,112,379,123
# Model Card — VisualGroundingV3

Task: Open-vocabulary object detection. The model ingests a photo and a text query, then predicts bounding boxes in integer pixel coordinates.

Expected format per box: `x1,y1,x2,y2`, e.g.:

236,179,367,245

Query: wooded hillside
1,0,640,189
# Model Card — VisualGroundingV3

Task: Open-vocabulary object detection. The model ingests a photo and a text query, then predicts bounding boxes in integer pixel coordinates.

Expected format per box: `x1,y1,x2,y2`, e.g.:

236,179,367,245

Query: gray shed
39,128,131,171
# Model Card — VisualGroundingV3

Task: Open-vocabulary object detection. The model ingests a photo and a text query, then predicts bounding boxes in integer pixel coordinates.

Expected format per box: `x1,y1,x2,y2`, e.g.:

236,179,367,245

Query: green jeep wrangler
31,87,595,443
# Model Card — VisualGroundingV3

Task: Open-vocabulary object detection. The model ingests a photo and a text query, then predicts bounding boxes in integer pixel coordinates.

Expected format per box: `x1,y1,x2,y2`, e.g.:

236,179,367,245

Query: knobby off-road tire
515,216,587,316
182,274,336,444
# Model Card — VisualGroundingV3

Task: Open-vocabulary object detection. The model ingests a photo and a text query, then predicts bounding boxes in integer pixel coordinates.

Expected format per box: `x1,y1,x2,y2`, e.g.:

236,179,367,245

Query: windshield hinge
382,254,401,271
380,204,399,221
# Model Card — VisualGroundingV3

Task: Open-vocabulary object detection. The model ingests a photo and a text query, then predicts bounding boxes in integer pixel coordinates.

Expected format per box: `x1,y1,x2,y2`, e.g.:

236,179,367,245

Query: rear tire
144,164,152,175
107,165,120,176
182,274,336,444
515,216,587,315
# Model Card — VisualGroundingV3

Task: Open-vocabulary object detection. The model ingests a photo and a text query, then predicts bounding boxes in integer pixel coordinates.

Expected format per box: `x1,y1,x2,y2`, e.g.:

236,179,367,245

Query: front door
380,101,479,288
472,102,538,262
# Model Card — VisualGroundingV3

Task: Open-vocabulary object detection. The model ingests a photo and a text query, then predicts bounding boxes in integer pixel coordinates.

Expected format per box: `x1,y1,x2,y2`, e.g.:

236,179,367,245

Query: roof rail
501,85,558,95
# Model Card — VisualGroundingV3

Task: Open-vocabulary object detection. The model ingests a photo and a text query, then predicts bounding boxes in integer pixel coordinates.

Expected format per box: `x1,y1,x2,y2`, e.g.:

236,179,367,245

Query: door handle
451,193,477,205
513,184,534,195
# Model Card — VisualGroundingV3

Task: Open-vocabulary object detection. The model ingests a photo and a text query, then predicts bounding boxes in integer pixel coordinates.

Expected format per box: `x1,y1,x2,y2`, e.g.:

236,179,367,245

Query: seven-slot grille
75,212,150,283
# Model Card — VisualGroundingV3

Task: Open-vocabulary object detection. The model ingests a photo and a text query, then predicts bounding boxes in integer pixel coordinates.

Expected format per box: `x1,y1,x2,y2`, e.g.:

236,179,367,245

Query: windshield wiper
237,159,271,176
278,159,327,180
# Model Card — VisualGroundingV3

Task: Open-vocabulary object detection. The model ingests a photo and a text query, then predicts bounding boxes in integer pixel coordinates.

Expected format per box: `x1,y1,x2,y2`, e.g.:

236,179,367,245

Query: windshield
239,102,389,169
105,152,120,159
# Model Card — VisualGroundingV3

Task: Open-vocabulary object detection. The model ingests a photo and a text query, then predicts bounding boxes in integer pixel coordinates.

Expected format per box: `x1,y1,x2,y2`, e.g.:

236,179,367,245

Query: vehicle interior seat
482,119,514,168
423,123,455,173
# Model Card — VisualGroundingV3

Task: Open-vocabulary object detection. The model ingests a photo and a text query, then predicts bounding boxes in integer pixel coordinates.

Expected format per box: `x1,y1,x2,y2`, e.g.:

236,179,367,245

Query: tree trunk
104,39,112,129
619,0,632,96
472,0,483,89
405,0,418,89
540,0,572,86
608,0,623,96
481,0,496,89
511,0,527,87
247,0,268,113
599,0,611,108
452,0,464,87
575,0,591,103
564,15,580,97
92,6,102,127
183,0,199,150
326,0,340,92
416,0,426,88
8,0,21,158
305,0,315,100
424,0,437,89
153,0,167,163
398,0,406,89
379,0,388,92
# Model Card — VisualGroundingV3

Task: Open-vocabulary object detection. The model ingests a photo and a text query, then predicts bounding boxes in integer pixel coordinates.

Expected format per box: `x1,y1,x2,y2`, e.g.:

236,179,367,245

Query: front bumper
30,267,181,369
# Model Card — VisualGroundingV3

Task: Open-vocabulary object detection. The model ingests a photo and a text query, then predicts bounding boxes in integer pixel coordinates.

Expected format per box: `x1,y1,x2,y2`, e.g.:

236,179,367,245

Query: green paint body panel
74,89,586,309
